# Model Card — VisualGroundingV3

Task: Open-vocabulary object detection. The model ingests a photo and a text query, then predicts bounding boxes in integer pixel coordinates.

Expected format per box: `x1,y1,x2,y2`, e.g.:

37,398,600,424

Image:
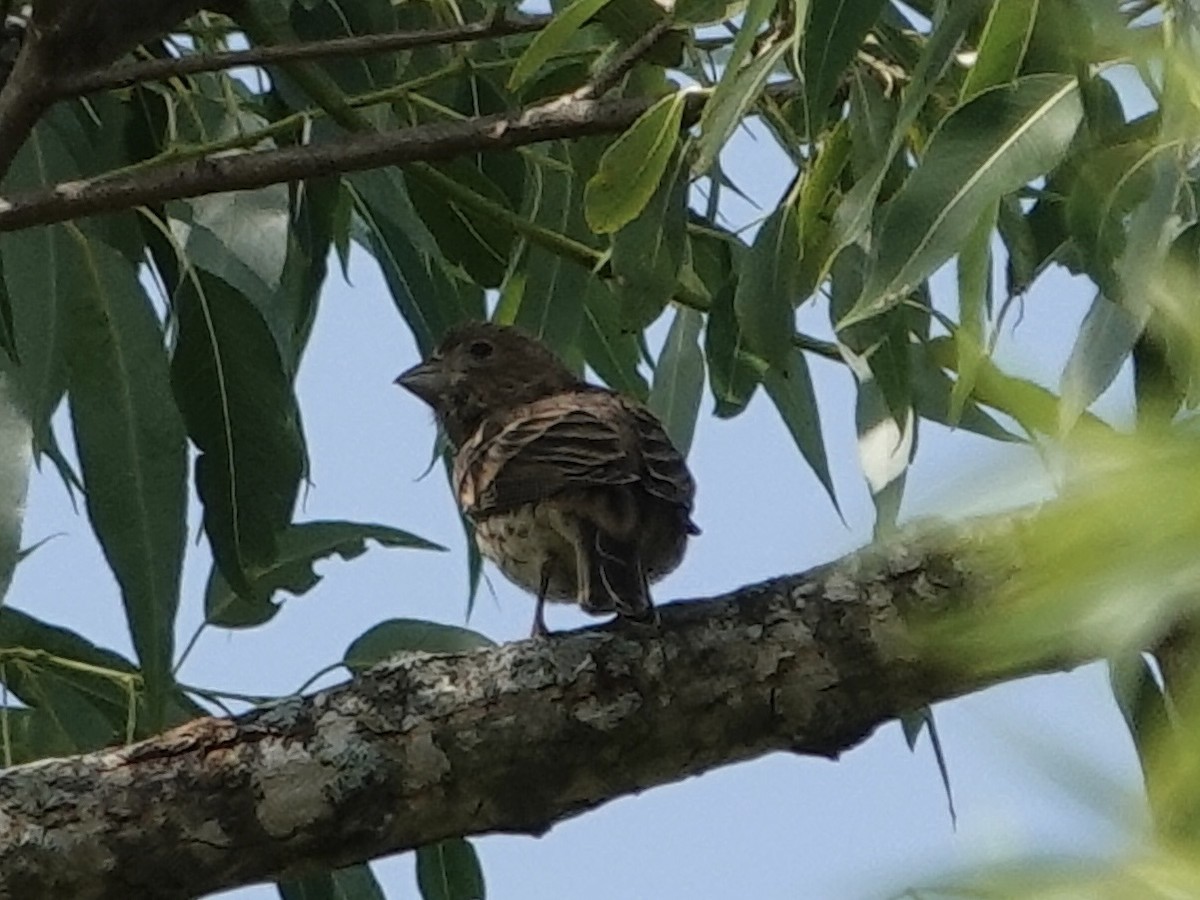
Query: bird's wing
457,395,639,515
622,399,696,514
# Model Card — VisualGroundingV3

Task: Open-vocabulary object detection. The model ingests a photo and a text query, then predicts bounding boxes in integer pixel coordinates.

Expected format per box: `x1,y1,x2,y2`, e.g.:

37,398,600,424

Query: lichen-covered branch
0,519,1062,900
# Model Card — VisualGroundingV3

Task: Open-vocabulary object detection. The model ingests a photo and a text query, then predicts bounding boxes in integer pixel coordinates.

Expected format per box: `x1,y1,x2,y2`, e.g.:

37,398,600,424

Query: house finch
396,321,698,636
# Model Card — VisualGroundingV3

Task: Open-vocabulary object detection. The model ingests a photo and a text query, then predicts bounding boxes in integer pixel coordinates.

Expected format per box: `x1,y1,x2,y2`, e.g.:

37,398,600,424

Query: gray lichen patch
571,692,642,730
253,744,337,839
401,729,450,792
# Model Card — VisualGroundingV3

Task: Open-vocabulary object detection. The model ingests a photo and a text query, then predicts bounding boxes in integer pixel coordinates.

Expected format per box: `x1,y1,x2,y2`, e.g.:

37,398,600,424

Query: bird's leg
531,566,551,638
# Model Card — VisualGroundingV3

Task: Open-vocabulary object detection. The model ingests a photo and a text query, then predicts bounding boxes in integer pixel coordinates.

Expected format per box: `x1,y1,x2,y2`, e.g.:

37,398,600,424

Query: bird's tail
578,522,656,623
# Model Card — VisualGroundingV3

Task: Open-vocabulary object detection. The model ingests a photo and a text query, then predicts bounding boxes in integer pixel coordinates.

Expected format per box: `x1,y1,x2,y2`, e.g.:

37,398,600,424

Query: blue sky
11,73,1154,900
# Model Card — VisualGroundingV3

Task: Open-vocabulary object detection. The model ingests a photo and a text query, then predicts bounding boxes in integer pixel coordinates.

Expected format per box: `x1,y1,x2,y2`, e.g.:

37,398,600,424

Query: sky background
7,59,1157,900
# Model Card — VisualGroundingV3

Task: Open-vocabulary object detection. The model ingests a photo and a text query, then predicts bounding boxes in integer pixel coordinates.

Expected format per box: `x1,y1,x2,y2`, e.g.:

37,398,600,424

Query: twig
50,12,549,99
574,18,673,101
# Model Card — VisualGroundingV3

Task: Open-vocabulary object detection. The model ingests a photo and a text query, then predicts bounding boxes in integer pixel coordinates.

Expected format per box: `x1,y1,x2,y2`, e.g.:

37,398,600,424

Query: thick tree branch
0,517,1080,900
0,92,705,233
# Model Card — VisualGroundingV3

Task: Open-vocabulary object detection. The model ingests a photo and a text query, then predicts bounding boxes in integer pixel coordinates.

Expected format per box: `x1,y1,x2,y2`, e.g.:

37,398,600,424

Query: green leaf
900,707,957,827
207,520,444,628
585,92,687,234
692,0,782,173
694,38,792,177
960,0,1039,100
819,0,990,277
408,161,518,289
0,608,202,752
762,348,838,513
1,119,79,448
417,838,486,900
495,146,589,354
798,0,887,131
734,203,799,371
508,0,617,89
169,274,306,599
1059,294,1143,432
579,282,649,401
911,344,1020,443
611,155,687,330
846,74,1083,327
66,236,187,727
353,180,484,356
344,618,495,673
279,864,386,900
705,278,761,418
648,308,705,457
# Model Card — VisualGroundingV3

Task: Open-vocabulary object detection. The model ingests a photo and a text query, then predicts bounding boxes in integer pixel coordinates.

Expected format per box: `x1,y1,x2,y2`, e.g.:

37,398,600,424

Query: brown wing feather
622,399,696,512
458,393,639,516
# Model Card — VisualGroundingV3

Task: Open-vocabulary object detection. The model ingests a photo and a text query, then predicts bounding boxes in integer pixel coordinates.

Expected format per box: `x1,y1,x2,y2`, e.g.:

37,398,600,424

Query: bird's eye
468,340,494,359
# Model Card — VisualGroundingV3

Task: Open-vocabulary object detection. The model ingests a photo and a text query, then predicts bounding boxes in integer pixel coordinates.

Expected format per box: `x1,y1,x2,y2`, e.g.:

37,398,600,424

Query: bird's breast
472,503,580,601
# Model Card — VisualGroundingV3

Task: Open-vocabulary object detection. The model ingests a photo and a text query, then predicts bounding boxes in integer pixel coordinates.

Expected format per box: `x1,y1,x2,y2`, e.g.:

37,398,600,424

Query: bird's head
395,321,581,446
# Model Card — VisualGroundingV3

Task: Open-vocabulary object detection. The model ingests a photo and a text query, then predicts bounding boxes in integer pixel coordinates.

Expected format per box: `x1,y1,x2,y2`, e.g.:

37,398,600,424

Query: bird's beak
394,360,448,404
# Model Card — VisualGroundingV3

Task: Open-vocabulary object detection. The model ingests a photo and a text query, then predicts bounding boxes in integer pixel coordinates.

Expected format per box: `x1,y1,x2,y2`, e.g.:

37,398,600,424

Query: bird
395,321,698,637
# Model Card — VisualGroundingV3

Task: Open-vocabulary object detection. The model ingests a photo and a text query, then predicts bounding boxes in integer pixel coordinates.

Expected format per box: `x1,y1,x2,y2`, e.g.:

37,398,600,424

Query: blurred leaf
580,282,649,400
508,0,616,90
949,202,996,424
66,235,186,727
648,307,705,457
847,74,1083,326
170,274,306,600
960,0,1039,100
705,279,761,418
735,202,799,371
207,520,444,628
416,838,486,900
1059,293,1143,432
611,155,687,330
586,92,687,233
675,0,747,26
278,863,386,900
1108,654,1170,816
345,618,494,673
1065,141,1162,300
495,146,589,353
0,367,30,604
856,377,911,535
798,0,887,131
763,347,838,513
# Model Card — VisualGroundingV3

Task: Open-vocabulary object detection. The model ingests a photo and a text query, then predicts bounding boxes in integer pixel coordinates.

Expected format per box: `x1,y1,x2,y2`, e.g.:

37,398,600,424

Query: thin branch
573,18,673,101
0,92,706,233
50,12,551,99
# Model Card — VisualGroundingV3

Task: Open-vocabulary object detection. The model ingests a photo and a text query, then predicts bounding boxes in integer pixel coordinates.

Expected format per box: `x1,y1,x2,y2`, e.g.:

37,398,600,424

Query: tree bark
0,516,1073,900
